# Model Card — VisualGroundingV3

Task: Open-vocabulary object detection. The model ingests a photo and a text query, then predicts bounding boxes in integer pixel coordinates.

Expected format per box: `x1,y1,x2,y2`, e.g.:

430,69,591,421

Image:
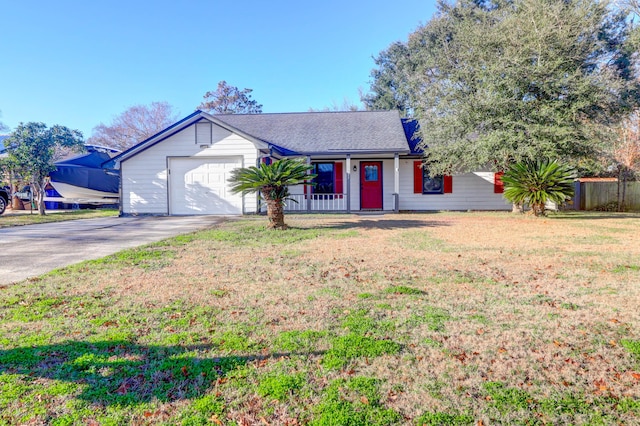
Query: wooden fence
576,181,640,211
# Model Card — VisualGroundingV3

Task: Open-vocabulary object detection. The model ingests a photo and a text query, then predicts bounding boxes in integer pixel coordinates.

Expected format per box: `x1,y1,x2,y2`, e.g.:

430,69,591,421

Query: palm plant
228,158,315,229
502,159,576,216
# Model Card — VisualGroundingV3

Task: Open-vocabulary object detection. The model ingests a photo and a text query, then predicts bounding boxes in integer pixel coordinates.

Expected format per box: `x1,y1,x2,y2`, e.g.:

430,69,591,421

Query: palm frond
502,159,576,215
228,158,316,203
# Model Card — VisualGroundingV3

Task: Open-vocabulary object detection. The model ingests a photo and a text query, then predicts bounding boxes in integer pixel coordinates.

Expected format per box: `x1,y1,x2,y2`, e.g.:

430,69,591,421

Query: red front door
360,161,383,209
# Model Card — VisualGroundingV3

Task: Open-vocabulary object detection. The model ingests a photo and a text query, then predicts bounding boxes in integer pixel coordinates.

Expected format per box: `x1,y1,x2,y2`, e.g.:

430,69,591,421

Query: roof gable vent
195,121,213,146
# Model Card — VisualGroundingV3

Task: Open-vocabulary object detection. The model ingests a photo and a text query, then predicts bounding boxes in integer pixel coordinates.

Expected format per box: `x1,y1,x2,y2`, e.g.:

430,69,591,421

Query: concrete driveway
0,215,225,284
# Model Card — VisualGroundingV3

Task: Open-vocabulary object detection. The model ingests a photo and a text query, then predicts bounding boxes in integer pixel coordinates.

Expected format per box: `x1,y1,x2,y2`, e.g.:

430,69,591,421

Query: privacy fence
575,181,640,211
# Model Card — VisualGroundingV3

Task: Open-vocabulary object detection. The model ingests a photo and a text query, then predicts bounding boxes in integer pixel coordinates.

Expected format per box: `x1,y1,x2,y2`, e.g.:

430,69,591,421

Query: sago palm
228,158,315,229
502,159,576,216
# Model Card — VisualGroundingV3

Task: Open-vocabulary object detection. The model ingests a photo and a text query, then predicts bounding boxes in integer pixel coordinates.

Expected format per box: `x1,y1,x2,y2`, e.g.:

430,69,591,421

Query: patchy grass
0,212,639,424
0,208,117,228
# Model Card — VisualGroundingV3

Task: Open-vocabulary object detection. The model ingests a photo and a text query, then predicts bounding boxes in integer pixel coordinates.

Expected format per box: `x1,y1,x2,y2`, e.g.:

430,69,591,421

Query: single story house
109,110,510,215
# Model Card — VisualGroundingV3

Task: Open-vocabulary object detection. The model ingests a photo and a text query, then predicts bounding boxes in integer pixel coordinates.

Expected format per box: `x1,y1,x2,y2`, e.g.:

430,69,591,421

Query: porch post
306,155,312,212
346,154,351,213
394,153,400,213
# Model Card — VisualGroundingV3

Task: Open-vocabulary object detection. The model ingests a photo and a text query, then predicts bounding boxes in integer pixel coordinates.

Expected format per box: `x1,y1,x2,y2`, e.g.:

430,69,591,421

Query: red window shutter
304,168,309,197
414,161,423,194
444,175,453,193
334,162,343,194
494,172,504,193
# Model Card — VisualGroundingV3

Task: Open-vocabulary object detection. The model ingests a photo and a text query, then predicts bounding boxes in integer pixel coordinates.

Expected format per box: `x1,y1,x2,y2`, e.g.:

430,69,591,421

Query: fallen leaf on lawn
594,379,608,392
115,381,131,395
360,396,369,405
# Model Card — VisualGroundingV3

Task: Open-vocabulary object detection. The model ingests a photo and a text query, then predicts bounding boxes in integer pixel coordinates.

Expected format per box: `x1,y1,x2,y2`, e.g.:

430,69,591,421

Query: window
422,171,444,194
413,161,452,194
313,163,334,194
305,162,344,197
364,164,379,182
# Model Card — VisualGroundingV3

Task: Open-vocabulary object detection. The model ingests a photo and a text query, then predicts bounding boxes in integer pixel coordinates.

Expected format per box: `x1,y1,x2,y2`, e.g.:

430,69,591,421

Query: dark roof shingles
215,110,410,154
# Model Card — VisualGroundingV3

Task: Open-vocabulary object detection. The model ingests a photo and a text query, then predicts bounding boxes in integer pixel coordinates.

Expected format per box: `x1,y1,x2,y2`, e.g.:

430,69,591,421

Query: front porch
259,193,401,213
258,154,403,213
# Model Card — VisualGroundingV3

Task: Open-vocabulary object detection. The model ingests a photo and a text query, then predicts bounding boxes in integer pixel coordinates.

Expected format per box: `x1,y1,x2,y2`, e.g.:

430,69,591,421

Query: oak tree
366,0,639,175
4,122,84,215
362,42,413,116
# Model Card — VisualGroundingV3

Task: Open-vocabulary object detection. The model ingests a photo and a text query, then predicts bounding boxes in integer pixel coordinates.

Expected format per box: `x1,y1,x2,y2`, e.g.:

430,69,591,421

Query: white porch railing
260,193,347,212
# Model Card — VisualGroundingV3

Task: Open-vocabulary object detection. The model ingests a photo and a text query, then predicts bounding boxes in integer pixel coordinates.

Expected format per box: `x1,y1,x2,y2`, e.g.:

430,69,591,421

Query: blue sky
0,0,437,137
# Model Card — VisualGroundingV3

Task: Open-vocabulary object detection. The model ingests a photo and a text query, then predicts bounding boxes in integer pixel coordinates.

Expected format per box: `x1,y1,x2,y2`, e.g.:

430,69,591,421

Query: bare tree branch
88,102,179,151
198,81,262,114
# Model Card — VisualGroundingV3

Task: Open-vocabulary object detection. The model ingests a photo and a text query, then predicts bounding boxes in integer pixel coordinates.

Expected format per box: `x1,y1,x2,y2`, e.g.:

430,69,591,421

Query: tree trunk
262,192,286,229
617,166,623,212
621,168,628,212
531,203,545,217
32,180,46,216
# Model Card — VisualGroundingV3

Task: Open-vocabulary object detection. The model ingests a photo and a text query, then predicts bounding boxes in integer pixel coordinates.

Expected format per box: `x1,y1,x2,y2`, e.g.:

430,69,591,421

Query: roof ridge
214,110,399,117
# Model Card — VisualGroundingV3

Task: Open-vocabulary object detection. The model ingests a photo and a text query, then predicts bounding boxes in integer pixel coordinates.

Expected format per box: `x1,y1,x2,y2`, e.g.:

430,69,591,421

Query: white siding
121,121,259,215
398,159,511,211
289,159,396,211
232,156,511,213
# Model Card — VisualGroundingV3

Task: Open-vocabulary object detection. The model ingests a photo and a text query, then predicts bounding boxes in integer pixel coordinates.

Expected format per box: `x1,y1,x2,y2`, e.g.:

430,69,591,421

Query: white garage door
169,157,243,215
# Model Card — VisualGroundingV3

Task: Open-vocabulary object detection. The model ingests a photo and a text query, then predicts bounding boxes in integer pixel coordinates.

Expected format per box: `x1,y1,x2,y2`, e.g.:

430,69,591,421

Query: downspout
346,154,351,213
393,153,400,213
118,164,124,217
306,155,312,212
257,153,264,214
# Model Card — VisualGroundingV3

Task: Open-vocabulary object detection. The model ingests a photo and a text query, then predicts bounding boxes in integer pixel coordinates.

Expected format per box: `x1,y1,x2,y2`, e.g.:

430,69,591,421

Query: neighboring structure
574,177,640,211
110,110,510,215
0,135,8,158
49,145,120,204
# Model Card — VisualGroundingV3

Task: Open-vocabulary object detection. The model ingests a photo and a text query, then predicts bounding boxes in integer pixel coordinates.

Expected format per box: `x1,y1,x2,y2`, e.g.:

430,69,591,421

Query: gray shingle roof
215,110,410,154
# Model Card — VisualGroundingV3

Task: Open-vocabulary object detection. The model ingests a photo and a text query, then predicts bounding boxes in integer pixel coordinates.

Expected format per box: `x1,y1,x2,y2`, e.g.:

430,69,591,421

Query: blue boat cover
49,147,120,194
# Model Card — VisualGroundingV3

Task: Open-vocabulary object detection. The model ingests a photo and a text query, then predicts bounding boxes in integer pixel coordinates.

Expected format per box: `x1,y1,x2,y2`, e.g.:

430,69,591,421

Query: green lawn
0,212,639,425
0,209,118,228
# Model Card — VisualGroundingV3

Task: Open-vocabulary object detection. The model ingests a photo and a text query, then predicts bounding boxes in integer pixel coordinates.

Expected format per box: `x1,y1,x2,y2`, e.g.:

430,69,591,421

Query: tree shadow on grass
0,340,323,407
550,212,640,220
308,218,451,231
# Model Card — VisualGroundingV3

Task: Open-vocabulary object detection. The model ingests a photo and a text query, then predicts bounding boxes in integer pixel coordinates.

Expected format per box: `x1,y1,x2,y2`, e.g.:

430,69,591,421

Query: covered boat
48,145,120,204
